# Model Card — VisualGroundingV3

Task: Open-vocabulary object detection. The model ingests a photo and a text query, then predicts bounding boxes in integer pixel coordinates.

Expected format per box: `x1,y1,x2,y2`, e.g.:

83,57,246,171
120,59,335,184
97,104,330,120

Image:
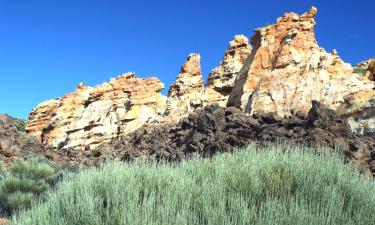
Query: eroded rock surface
227,7,374,117
204,35,252,106
164,53,204,121
26,73,167,150
337,90,375,134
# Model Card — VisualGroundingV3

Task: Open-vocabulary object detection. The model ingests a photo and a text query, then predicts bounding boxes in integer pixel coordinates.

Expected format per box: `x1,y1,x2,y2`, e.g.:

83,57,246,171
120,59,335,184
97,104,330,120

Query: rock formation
25,7,375,152
337,90,375,134
204,35,252,106
26,73,167,150
164,53,204,121
26,99,60,142
227,7,374,117
354,58,375,81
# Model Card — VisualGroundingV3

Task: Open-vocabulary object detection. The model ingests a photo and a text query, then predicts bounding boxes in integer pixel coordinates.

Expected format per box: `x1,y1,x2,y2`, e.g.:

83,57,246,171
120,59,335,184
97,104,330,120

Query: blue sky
0,0,374,119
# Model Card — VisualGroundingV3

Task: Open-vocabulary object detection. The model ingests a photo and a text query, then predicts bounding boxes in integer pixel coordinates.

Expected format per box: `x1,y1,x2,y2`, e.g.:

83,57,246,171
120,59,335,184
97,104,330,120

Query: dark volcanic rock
44,102,375,176
0,114,48,166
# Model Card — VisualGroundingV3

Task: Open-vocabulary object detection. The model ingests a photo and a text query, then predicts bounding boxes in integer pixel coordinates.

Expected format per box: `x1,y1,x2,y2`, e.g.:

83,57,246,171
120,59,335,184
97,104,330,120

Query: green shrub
0,158,61,216
13,121,25,132
13,145,375,225
353,67,368,76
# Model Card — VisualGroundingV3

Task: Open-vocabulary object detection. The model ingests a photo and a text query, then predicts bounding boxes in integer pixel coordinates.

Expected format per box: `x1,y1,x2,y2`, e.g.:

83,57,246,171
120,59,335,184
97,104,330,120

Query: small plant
26,136,37,144
0,158,62,216
353,67,368,76
13,121,26,132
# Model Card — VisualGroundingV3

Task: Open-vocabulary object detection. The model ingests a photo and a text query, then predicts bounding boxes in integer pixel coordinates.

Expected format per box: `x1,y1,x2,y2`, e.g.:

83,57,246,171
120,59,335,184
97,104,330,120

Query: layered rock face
26,99,60,142
227,7,374,117
164,54,204,121
204,35,252,106
26,73,167,150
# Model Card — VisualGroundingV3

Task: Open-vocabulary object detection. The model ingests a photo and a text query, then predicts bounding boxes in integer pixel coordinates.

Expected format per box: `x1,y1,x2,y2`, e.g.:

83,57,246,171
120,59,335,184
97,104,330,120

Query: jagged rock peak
227,6,374,118
205,35,252,106
164,53,204,120
26,73,167,150
168,53,203,96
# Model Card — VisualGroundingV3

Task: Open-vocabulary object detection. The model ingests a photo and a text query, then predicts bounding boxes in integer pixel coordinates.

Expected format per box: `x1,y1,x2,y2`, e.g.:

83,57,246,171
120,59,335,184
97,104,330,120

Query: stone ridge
26,7,375,150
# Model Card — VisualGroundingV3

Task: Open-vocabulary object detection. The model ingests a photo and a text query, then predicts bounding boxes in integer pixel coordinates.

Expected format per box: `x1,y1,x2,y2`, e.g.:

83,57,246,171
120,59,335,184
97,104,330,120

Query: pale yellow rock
164,53,204,121
204,35,252,106
27,73,167,150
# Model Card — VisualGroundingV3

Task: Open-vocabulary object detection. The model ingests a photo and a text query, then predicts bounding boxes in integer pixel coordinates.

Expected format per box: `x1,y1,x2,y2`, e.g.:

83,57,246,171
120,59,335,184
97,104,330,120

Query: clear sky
0,0,374,119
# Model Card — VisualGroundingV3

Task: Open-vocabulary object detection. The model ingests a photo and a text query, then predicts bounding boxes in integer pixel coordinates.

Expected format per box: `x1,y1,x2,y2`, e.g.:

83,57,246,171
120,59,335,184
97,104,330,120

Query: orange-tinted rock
164,53,204,120
228,7,374,117
26,99,60,142
27,73,167,150
204,35,252,106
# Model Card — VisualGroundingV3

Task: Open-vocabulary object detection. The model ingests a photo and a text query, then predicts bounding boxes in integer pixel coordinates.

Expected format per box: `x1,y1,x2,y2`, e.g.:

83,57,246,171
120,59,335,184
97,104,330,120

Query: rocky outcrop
337,90,375,134
227,7,374,117
204,35,252,106
40,103,375,176
164,54,204,121
25,7,375,152
26,99,60,142
26,73,167,150
354,58,375,81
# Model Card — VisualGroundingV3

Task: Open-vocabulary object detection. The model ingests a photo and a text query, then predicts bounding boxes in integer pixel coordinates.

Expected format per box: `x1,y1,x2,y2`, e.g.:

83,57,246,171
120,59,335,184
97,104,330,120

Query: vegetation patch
12,144,375,225
13,121,25,132
353,67,368,76
0,159,63,217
